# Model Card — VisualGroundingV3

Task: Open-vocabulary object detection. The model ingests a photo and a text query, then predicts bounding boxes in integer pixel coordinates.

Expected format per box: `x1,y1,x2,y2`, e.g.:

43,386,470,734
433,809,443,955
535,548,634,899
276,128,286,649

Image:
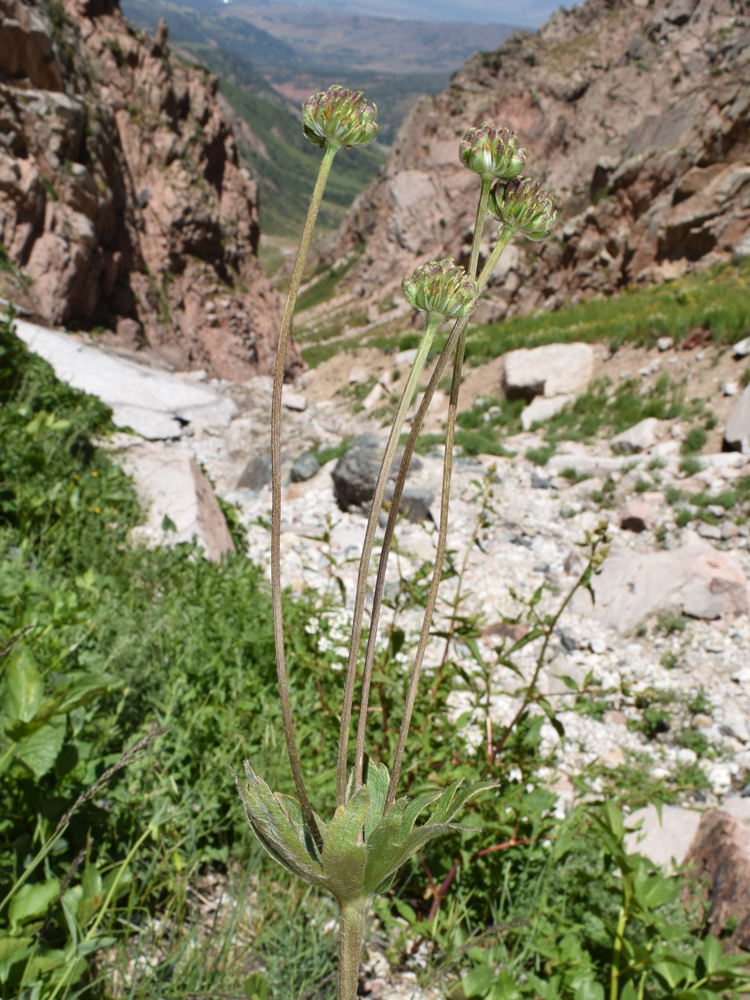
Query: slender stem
385,322,468,809
477,223,515,291
272,142,336,850
382,221,516,809
351,318,465,784
351,321,441,791
469,178,492,280
609,904,628,1000
339,317,439,800
337,897,371,1000
492,535,599,759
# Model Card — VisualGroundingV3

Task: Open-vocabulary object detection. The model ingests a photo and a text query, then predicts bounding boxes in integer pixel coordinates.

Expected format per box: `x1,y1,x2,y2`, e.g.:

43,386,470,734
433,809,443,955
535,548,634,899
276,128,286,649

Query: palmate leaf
429,779,498,825
233,763,326,887
364,819,463,896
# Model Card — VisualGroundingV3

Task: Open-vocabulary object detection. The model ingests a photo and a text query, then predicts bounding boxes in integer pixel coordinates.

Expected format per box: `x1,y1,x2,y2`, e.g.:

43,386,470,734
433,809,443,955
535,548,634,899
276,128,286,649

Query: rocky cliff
0,0,297,380
320,0,750,325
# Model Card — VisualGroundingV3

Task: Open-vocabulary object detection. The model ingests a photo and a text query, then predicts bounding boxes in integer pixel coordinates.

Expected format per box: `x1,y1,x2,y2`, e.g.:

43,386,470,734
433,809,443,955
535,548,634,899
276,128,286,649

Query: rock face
683,805,750,951
503,342,594,401
117,438,236,561
0,0,296,380
317,0,750,322
571,535,749,632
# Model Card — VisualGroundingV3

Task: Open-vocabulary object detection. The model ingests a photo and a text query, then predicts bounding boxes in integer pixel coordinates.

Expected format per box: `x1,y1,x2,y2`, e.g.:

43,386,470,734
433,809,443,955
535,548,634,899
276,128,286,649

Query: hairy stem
337,897,371,1000
272,142,336,849
386,321,469,809
384,221,515,809
339,317,440,800
469,178,492,280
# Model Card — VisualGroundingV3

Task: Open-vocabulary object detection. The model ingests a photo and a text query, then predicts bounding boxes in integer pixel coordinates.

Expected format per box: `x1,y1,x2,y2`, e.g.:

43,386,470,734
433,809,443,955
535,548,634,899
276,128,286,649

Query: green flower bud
459,122,527,181
489,177,556,241
302,85,378,150
402,259,478,322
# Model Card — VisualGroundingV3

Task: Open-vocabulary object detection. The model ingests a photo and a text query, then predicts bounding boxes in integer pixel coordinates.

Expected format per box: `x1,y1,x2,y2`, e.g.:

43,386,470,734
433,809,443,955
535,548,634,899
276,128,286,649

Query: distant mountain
315,0,750,326
120,0,520,143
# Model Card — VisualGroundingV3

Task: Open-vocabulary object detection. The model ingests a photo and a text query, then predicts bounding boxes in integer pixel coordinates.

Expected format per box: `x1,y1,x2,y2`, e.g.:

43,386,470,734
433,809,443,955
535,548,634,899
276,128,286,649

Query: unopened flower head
489,177,556,241
459,122,527,182
402,259,477,322
302,85,378,150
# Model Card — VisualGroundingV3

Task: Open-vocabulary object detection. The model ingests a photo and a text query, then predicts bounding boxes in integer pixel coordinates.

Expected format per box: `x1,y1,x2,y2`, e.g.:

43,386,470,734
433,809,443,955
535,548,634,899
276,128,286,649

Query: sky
220,0,565,28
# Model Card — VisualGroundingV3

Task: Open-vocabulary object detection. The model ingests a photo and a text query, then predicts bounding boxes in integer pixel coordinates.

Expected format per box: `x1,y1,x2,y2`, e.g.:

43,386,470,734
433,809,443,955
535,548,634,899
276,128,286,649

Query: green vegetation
218,80,384,237
461,256,750,364
1,312,746,997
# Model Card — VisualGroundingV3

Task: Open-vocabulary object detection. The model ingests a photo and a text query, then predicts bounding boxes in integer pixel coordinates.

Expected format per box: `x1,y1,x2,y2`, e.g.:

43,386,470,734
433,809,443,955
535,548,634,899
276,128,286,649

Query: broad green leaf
364,820,459,895
3,648,42,724
428,780,462,824
574,981,605,1000
463,963,494,997
234,764,324,886
702,935,722,975
15,714,66,778
275,793,322,863
55,672,123,714
9,878,60,929
321,786,369,902
363,758,390,840
0,936,33,985
363,801,406,894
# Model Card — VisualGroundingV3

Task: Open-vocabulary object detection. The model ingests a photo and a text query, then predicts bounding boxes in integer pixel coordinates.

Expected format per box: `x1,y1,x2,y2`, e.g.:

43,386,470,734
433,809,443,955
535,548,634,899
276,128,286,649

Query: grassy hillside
219,79,385,237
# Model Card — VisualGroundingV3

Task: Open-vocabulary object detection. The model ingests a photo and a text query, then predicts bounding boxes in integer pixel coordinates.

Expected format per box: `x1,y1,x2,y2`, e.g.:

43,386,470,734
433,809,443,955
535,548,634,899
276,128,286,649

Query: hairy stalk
469,178,492,279
340,317,440,799
385,322,469,809
272,143,336,848
382,222,514,808
337,898,371,1000
477,223,514,290
352,319,466,790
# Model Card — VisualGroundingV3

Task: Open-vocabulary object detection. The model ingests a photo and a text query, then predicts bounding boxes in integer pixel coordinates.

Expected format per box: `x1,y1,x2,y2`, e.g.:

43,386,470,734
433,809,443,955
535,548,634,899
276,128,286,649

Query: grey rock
290,452,320,483
236,454,290,492
657,336,674,351
521,393,573,431
610,417,663,455
531,469,553,489
384,485,434,523
331,433,423,511
625,804,702,870
117,440,235,562
724,385,750,452
503,342,594,401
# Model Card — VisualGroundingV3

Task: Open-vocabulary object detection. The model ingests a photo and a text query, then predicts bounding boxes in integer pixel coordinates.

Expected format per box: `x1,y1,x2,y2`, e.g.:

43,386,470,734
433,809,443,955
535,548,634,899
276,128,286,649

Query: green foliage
217,80,384,237
463,257,750,364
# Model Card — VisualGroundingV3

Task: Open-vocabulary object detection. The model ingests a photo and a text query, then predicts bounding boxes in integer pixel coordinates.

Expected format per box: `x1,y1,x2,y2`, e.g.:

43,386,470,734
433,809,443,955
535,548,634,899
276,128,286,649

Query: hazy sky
222,0,564,28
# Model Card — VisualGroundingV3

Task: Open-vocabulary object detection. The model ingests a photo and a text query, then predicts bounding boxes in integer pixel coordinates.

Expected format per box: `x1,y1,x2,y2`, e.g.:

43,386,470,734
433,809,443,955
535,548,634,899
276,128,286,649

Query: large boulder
503,343,594,401
331,433,423,513
571,535,749,633
683,805,750,951
116,439,236,561
724,384,750,453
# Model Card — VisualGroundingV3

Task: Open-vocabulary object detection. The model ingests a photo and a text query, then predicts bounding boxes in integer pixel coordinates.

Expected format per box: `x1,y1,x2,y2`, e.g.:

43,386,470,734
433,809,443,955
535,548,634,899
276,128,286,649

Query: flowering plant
234,87,556,998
